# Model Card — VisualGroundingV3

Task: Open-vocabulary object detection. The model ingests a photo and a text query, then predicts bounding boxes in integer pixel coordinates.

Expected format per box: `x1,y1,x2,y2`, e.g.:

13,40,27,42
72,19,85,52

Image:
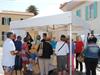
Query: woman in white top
55,35,69,75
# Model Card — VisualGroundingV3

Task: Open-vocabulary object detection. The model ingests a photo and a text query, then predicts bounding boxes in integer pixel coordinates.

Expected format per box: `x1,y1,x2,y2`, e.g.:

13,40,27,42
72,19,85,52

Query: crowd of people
1,32,100,75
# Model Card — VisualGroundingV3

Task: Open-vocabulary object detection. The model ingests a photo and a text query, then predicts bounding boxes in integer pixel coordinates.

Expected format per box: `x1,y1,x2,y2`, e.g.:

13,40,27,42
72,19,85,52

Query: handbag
50,42,66,66
33,63,40,74
50,54,57,66
77,53,84,62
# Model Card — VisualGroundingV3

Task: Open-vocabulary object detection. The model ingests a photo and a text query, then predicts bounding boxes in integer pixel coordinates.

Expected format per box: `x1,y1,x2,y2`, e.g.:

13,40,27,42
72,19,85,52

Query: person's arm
10,42,18,55
83,46,88,56
66,44,69,55
55,42,58,55
10,51,18,55
98,48,100,57
49,44,53,55
35,57,38,64
82,41,85,52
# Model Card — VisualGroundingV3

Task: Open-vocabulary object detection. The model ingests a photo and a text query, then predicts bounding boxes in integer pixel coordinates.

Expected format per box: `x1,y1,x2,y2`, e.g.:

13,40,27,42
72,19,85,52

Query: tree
26,5,39,16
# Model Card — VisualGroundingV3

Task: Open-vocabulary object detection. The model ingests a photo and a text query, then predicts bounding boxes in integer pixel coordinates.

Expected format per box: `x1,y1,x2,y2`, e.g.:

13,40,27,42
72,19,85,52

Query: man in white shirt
2,32,17,75
55,35,69,75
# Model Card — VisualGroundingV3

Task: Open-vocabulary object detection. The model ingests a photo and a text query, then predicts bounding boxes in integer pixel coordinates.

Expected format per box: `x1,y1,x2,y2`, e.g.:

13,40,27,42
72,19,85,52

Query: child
21,38,29,74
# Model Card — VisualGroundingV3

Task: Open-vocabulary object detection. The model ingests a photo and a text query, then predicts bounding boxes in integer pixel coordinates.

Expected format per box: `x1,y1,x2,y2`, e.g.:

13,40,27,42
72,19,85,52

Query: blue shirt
50,40,57,49
15,40,22,51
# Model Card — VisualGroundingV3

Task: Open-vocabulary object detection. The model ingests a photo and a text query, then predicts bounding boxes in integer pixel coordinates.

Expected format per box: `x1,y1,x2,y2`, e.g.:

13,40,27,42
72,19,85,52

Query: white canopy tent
10,11,90,75
11,11,89,31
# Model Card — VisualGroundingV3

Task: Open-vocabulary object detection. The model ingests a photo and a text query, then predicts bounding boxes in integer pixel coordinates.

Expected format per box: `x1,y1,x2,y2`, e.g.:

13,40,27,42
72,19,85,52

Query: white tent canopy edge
10,11,89,31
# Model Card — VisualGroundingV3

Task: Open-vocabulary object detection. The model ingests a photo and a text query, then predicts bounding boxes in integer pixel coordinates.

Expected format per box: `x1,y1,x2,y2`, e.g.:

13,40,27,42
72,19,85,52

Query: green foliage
26,5,39,16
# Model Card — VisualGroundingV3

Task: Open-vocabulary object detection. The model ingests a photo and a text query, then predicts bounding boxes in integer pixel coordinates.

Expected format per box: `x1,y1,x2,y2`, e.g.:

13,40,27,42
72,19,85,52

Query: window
2,32,4,41
2,32,7,41
2,17,11,25
2,17,4,25
85,1,97,20
76,9,81,17
20,18,23,20
7,18,11,25
89,3,94,19
2,17,6,25
94,1,97,18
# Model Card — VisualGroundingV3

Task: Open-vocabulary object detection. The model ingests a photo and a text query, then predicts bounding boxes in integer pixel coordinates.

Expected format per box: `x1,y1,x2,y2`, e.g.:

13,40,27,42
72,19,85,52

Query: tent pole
69,23,72,75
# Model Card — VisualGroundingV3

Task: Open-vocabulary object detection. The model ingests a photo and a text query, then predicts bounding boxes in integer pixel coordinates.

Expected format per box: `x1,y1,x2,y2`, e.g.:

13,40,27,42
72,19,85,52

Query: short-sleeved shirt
15,40,22,51
2,38,16,66
55,41,69,56
50,40,57,49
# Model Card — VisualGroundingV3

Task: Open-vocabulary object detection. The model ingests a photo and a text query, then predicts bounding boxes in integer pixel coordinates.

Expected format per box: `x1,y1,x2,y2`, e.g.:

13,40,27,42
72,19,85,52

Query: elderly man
2,32,18,75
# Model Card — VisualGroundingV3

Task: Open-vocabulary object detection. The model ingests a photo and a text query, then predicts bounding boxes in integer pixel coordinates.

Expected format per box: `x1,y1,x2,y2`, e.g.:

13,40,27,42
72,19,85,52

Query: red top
75,41,84,53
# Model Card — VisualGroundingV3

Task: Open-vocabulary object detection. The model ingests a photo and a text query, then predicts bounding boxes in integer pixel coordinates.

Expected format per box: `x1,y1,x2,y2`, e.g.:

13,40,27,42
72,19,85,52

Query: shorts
57,56,67,71
29,53,37,60
2,66,14,72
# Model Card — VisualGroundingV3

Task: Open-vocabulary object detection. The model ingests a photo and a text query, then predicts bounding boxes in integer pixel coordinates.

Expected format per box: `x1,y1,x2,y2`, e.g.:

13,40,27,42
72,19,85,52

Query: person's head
46,36,51,42
13,34,16,40
43,33,47,40
17,36,22,41
76,36,82,41
88,33,90,36
36,35,41,40
7,32,14,40
66,37,69,43
87,37,97,44
27,35,31,39
26,32,33,42
60,35,66,41
52,37,56,40
23,37,28,43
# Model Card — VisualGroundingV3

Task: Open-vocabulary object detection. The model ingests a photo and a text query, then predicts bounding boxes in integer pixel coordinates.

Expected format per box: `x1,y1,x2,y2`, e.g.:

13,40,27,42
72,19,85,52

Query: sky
0,0,72,14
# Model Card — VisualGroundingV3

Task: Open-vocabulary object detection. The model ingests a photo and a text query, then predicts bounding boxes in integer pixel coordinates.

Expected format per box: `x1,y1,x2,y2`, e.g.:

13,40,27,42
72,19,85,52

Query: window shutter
8,18,11,25
2,32,4,41
76,10,81,17
94,1,97,18
85,6,89,20
6,18,8,25
4,18,6,25
2,17,4,25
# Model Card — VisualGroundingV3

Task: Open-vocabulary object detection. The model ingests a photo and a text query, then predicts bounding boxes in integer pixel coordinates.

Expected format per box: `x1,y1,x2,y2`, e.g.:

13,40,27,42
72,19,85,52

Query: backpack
83,44,100,58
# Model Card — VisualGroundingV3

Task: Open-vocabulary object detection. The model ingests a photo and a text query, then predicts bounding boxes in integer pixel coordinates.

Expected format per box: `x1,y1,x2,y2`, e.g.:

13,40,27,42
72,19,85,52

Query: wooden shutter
94,1,97,18
85,6,89,20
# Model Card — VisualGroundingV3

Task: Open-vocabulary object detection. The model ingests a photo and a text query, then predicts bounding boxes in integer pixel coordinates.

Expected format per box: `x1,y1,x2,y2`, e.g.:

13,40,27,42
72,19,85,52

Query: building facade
60,1,100,34
0,11,34,46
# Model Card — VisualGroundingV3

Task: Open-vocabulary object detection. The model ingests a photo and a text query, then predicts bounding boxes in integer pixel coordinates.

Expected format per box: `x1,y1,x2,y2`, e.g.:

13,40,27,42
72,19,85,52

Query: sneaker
75,69,78,71
22,68,24,71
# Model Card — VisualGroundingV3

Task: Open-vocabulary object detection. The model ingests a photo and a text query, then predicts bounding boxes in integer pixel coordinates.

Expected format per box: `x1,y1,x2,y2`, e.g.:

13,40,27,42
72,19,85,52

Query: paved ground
0,47,100,75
